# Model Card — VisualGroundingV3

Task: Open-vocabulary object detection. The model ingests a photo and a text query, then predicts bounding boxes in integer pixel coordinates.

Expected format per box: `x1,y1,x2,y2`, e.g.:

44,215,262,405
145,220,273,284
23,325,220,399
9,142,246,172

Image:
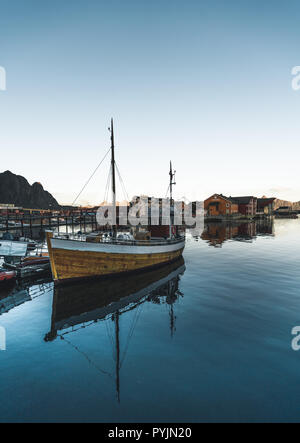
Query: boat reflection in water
45,257,186,402
201,219,274,247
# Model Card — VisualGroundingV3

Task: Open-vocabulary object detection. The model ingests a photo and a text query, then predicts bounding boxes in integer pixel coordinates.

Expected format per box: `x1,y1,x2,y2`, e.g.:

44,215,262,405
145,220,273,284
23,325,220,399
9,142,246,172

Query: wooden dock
0,211,99,238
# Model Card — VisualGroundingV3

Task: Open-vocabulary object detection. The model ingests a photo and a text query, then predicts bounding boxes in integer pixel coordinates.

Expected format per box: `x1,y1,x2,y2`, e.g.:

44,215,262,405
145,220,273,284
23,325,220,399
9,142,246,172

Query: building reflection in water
44,258,185,402
0,276,53,315
200,219,274,247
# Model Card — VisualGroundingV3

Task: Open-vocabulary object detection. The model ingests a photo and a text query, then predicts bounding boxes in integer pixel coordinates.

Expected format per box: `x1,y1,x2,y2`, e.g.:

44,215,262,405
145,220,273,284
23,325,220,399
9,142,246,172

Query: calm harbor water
0,218,300,422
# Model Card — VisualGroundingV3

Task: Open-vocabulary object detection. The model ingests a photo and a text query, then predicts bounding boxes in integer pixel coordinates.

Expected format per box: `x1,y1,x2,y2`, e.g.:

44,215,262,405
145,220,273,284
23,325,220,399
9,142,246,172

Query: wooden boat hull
46,232,185,284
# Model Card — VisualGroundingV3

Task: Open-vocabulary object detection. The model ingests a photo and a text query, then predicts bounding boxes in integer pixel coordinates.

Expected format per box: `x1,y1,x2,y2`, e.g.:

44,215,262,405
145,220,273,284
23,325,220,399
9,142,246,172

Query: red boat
0,268,16,282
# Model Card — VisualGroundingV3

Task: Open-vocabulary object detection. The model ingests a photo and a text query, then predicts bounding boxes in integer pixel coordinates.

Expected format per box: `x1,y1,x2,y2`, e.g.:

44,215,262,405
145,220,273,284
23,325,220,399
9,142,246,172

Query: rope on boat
71,147,111,206
104,163,112,204
115,162,130,203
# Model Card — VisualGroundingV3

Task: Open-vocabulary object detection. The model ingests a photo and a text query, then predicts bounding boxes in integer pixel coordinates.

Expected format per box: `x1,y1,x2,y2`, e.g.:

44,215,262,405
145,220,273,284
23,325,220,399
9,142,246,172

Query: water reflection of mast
113,310,120,403
166,275,183,338
45,259,185,402
169,303,175,338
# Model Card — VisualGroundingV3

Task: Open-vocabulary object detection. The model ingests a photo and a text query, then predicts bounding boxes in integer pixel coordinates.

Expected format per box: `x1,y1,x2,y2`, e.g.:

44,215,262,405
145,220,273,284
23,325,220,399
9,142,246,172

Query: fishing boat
46,120,185,285
0,236,28,257
4,255,51,279
3,240,50,279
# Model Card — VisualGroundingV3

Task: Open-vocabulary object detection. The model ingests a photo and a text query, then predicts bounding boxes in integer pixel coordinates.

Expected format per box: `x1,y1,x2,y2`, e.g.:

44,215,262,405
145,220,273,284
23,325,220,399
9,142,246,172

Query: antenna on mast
169,161,176,238
169,161,176,203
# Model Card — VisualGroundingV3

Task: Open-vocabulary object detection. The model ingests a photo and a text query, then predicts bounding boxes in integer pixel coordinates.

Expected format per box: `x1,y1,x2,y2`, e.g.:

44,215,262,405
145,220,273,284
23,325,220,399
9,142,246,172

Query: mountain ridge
0,170,60,209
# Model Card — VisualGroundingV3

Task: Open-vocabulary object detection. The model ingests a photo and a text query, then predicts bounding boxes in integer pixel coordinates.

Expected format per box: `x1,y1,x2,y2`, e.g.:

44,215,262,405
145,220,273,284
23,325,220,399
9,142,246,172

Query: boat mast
110,118,117,237
169,161,176,237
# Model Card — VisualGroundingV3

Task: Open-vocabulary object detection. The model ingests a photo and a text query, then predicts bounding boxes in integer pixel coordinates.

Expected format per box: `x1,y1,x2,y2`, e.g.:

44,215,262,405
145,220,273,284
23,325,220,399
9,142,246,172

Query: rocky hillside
0,170,60,209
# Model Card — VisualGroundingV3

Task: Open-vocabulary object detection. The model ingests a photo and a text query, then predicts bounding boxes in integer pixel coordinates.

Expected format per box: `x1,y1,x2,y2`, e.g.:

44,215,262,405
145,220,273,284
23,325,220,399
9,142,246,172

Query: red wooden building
230,196,257,216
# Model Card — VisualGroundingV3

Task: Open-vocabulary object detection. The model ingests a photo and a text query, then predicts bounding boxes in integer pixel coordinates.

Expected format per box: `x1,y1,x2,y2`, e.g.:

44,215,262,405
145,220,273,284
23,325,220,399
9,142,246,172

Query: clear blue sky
0,0,299,205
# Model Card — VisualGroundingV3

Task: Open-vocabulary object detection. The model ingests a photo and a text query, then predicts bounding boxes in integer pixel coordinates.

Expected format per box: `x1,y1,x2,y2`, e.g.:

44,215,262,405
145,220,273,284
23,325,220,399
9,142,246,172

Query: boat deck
52,232,186,247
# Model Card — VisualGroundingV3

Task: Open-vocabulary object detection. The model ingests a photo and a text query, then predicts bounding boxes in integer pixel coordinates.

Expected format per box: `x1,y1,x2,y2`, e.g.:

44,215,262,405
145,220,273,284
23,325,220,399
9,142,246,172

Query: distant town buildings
230,196,257,217
257,198,276,216
0,194,296,221
204,194,239,217
204,194,276,218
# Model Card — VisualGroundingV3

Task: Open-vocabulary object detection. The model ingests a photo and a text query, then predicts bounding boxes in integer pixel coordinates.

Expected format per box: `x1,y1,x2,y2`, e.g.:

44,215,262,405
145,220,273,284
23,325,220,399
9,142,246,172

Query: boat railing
53,232,185,246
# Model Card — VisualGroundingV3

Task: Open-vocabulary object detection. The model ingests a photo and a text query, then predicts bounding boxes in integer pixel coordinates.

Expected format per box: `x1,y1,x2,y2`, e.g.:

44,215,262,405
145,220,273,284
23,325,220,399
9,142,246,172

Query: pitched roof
206,194,236,204
230,196,256,204
257,198,275,207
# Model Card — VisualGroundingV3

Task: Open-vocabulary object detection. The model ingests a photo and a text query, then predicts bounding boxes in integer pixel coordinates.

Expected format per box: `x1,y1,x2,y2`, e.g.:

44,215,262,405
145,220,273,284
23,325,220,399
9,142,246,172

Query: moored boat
3,254,51,279
0,268,16,283
46,120,185,284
